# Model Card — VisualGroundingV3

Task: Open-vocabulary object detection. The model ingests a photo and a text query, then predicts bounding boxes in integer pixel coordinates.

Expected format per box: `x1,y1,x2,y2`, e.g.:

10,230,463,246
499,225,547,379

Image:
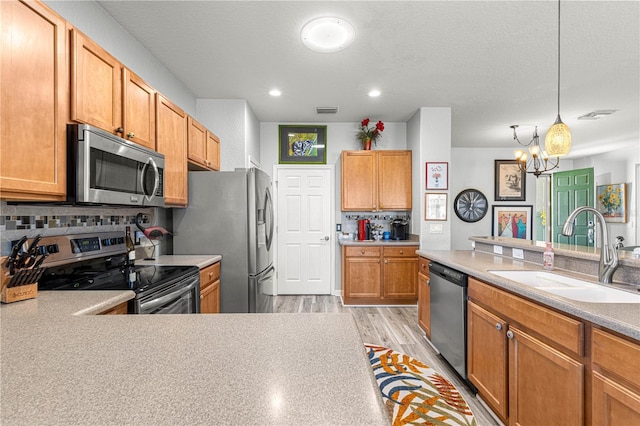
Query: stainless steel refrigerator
173,169,274,313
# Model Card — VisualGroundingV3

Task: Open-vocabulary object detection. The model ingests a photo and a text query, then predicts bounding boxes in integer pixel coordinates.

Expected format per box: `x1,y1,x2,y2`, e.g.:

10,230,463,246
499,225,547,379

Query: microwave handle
141,158,160,202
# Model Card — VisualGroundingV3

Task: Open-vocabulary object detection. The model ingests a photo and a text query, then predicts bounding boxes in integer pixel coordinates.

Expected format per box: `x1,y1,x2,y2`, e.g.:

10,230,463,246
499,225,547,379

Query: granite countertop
418,249,640,341
137,254,222,268
339,234,419,247
1,292,388,425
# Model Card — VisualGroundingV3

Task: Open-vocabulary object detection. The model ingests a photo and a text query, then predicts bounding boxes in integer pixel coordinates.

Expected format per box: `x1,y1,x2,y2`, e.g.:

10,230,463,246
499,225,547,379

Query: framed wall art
425,193,447,221
492,205,533,240
596,183,627,223
494,159,526,201
278,125,327,164
426,162,448,190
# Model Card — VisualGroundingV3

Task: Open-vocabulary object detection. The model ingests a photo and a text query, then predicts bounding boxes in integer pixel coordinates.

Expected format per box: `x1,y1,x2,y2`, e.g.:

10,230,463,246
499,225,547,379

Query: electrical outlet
134,231,143,245
513,248,524,259
336,224,342,232
493,245,503,255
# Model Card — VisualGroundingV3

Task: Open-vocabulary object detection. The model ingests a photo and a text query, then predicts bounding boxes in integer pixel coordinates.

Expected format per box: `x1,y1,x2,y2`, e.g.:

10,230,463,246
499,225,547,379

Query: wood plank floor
274,295,501,426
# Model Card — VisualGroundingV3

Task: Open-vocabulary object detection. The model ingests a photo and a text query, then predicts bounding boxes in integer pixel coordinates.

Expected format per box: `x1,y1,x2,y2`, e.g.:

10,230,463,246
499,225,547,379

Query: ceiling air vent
578,109,618,120
316,106,339,114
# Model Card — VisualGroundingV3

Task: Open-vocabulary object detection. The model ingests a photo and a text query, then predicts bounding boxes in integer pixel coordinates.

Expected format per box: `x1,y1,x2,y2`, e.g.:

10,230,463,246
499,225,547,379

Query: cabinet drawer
383,246,417,258
345,246,381,257
469,277,583,356
592,328,640,386
418,257,430,275
200,262,221,288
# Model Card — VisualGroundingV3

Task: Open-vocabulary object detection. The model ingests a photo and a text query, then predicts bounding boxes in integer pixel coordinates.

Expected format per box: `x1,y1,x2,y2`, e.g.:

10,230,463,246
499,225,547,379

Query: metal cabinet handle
127,132,135,138
426,278,430,286
496,323,502,331
115,127,124,134
506,330,514,339
400,250,404,254
361,250,365,254
384,260,388,264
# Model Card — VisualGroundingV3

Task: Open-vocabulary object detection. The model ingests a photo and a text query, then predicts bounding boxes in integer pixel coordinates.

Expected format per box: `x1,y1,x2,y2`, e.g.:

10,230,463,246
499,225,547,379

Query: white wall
196,99,248,171
573,146,639,245
45,1,196,116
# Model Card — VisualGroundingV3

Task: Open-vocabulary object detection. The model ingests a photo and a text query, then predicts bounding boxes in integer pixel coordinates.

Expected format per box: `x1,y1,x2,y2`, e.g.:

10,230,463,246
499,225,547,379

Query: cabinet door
383,257,417,298
341,151,377,211
187,116,207,167
467,301,508,422
0,0,67,201
156,93,188,206
123,68,155,150
200,280,220,314
378,151,412,210
418,273,430,337
207,131,221,171
71,28,122,134
508,326,583,426
344,258,381,298
592,371,640,426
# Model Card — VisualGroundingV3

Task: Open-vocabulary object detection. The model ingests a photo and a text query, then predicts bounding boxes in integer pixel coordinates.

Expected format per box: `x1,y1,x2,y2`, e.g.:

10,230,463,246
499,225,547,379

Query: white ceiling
96,1,639,157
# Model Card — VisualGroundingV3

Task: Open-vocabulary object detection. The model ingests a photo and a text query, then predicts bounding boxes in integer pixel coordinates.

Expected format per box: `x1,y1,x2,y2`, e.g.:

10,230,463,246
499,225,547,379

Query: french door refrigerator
173,169,274,313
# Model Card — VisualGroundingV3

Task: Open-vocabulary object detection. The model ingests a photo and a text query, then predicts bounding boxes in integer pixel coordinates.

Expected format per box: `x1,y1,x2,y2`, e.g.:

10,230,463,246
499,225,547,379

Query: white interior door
276,167,332,294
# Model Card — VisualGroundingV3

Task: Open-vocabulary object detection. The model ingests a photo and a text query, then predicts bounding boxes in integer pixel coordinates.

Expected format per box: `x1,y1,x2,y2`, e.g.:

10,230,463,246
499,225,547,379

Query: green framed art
278,125,327,164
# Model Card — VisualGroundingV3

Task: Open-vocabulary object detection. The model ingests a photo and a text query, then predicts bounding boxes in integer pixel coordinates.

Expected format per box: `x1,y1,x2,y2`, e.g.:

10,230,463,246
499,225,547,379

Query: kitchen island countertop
1,291,388,425
418,249,640,340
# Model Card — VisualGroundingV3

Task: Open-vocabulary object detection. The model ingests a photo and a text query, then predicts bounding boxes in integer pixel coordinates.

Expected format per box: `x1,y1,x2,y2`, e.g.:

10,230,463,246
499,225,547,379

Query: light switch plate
493,245,503,255
336,224,342,232
513,248,524,259
430,223,444,234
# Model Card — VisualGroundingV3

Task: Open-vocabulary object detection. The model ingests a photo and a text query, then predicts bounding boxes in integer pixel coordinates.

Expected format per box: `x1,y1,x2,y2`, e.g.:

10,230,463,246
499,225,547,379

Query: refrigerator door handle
265,187,275,251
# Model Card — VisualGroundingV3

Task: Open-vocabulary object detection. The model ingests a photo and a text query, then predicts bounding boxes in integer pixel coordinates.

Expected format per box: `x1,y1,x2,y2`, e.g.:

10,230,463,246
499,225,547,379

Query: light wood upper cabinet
341,150,411,211
206,131,221,171
187,116,207,167
0,0,68,201
71,28,122,134
156,93,187,207
123,68,155,150
378,151,412,210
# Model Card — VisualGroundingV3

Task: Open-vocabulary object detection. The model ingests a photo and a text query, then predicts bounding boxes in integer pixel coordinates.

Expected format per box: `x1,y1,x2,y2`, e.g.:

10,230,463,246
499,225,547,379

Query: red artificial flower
375,121,384,132
361,118,370,127
357,117,385,145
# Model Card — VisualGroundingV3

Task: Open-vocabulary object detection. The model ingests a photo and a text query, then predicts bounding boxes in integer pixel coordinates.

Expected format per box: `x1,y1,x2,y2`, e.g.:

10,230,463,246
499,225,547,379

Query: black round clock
454,189,488,223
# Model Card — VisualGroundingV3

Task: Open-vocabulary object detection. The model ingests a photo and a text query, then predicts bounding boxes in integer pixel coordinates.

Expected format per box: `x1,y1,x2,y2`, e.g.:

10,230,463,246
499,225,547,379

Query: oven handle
140,280,197,312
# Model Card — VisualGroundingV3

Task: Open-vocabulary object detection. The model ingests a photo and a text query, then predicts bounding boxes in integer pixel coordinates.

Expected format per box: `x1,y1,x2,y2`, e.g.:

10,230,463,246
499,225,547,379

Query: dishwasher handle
429,262,468,287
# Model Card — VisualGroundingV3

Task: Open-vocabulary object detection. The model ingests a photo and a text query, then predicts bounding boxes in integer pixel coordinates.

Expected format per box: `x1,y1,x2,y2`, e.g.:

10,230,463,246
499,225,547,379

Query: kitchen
2,1,640,425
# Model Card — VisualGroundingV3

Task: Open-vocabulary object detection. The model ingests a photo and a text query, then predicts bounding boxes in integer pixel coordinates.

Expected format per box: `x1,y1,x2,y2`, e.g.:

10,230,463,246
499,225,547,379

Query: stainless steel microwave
68,124,165,206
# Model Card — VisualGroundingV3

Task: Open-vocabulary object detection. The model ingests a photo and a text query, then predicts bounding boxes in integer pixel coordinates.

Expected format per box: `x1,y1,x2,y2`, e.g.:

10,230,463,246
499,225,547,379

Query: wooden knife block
1,256,38,304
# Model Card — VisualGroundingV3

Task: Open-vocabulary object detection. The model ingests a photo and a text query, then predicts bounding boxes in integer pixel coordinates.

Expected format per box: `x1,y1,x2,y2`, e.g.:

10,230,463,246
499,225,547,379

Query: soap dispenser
543,242,554,270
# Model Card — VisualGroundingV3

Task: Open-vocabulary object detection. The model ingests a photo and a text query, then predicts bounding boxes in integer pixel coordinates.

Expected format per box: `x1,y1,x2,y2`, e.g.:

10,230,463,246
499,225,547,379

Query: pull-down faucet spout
561,206,619,284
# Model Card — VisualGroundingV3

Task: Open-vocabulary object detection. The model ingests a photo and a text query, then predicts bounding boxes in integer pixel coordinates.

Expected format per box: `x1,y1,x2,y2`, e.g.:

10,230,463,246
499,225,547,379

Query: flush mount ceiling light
301,17,355,53
269,89,282,97
368,89,381,97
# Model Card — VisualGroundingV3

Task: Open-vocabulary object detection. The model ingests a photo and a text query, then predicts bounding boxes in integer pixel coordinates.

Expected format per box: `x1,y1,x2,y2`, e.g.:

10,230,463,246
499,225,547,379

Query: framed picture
596,183,627,223
425,193,447,221
494,160,526,201
426,162,448,190
278,125,327,164
492,205,533,240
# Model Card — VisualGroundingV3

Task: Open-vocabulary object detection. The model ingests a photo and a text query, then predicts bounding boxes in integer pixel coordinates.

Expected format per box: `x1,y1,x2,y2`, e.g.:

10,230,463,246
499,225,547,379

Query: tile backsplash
0,202,156,256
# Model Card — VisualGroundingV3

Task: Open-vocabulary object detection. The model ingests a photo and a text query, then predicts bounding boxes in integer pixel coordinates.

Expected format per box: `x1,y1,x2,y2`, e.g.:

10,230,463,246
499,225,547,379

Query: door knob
320,236,329,241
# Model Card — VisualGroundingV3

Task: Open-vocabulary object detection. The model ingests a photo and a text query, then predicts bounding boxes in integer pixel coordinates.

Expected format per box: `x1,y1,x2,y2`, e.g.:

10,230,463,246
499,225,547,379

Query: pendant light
545,0,571,157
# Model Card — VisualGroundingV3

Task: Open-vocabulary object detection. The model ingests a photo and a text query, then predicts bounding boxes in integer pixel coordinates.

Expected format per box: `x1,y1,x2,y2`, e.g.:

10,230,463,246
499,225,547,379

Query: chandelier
512,125,560,177
513,0,571,177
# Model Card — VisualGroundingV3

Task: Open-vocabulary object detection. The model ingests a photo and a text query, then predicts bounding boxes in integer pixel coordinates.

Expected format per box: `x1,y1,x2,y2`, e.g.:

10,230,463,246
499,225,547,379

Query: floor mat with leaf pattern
365,344,477,426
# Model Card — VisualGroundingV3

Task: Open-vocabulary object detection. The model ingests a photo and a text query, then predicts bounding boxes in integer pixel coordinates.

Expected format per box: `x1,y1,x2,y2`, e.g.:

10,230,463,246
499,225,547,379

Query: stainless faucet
562,206,619,283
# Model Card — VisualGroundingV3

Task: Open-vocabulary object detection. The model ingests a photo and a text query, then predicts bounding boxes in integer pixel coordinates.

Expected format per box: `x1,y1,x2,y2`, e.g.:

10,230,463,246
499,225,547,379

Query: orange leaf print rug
365,344,477,426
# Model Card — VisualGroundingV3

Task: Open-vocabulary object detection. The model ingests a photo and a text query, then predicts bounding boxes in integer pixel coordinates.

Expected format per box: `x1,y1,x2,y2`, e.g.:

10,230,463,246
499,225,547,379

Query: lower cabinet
98,302,128,315
468,277,584,426
199,262,220,314
417,256,431,338
342,245,418,305
591,328,640,425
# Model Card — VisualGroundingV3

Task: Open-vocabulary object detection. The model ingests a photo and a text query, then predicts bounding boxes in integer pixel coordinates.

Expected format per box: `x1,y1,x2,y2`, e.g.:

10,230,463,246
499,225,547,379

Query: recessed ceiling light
368,89,381,97
301,17,355,53
269,89,282,97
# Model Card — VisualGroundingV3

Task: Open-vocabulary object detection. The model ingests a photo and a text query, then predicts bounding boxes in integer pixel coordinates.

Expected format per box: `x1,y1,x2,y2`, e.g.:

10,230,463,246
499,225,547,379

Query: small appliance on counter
357,219,371,240
390,219,409,240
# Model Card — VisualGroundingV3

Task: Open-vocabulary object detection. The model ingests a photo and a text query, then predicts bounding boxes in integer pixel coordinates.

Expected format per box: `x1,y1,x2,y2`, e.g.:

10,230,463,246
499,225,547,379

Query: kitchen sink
488,270,640,304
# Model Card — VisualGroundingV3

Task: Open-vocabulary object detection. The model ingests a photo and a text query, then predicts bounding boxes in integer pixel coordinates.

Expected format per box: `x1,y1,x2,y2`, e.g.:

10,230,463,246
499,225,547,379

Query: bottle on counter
543,242,554,270
125,226,137,288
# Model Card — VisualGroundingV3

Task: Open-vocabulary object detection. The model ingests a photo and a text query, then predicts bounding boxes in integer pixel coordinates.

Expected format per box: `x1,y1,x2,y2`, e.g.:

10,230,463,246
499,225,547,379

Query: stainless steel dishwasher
429,262,469,380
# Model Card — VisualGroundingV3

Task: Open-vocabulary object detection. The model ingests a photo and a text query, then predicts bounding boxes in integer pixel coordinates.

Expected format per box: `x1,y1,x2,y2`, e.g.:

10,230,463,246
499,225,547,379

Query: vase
363,138,372,150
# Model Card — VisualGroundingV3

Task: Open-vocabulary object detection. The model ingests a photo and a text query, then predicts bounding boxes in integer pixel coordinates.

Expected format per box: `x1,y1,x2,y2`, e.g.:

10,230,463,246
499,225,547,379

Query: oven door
134,272,200,314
